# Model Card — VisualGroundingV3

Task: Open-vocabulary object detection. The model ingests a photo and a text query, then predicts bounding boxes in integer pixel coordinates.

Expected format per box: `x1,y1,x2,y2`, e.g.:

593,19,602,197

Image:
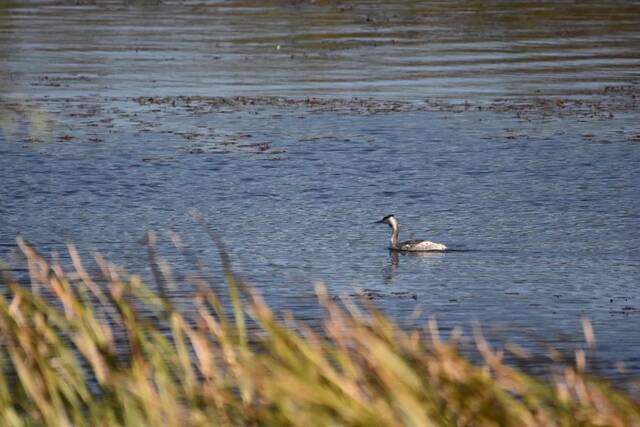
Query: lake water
1,0,639,381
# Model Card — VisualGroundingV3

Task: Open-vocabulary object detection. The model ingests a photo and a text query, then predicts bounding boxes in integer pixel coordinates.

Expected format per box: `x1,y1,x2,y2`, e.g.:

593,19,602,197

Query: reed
0,236,638,427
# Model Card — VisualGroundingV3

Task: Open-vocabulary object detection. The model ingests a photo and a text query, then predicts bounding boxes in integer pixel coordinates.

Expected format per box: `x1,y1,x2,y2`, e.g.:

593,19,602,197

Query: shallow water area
1,0,640,384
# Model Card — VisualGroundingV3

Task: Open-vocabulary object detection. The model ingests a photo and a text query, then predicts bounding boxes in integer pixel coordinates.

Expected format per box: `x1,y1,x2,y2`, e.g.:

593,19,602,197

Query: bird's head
375,214,398,228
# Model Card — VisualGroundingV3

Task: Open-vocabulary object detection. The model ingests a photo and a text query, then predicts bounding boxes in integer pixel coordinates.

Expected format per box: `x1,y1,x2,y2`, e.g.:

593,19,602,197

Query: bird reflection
382,249,446,284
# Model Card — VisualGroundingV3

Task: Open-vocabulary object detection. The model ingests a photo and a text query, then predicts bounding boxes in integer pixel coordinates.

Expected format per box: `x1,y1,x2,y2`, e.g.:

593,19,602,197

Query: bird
375,214,447,252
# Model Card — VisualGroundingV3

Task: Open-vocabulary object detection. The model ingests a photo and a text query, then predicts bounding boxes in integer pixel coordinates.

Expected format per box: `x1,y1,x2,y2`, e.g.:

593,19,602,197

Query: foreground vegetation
0,234,638,426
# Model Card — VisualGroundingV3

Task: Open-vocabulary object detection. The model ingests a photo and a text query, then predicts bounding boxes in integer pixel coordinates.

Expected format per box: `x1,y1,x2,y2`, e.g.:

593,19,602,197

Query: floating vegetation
0,233,638,426
133,90,640,118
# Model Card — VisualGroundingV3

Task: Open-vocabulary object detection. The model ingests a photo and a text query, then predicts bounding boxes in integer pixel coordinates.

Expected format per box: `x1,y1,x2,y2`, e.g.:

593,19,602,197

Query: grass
0,234,638,427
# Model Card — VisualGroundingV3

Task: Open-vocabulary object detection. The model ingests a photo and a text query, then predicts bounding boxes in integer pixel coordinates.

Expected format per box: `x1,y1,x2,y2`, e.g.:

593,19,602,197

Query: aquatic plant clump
0,238,638,427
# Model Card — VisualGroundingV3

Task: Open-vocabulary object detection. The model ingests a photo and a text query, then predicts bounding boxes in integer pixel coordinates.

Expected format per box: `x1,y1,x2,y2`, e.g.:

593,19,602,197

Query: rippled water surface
1,0,640,380
2,0,640,99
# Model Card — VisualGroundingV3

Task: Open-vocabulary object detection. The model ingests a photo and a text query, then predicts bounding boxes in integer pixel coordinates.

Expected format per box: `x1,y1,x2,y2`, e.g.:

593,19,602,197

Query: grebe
375,214,447,252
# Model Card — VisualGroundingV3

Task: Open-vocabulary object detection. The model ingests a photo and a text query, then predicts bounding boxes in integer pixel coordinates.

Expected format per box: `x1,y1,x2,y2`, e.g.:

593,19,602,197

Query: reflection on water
383,250,446,284
0,0,639,99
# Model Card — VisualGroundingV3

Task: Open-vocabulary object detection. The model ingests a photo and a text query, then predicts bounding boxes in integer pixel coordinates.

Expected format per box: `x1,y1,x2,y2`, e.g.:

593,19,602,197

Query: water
1,0,640,99
1,0,640,380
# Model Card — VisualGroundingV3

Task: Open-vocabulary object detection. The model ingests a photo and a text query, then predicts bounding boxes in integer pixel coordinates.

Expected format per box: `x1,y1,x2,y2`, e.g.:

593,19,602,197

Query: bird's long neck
390,223,399,248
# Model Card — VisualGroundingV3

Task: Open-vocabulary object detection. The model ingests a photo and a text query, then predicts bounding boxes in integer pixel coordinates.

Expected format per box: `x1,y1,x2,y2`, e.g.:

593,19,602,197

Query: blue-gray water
1,0,639,380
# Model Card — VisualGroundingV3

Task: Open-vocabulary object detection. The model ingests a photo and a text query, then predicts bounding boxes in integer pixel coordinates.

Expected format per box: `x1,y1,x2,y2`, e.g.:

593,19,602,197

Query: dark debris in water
2,85,639,151
334,289,418,301
133,86,640,118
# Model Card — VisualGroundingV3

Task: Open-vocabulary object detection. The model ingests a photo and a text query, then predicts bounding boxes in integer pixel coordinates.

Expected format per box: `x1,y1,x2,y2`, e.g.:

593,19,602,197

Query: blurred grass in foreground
0,235,638,427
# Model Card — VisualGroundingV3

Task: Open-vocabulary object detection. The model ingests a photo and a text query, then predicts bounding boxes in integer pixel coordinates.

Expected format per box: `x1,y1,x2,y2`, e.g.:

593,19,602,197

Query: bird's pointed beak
373,219,384,224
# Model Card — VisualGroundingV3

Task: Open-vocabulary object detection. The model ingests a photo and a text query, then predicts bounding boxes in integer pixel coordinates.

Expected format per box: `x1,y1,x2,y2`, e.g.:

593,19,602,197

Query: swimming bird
375,214,447,252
